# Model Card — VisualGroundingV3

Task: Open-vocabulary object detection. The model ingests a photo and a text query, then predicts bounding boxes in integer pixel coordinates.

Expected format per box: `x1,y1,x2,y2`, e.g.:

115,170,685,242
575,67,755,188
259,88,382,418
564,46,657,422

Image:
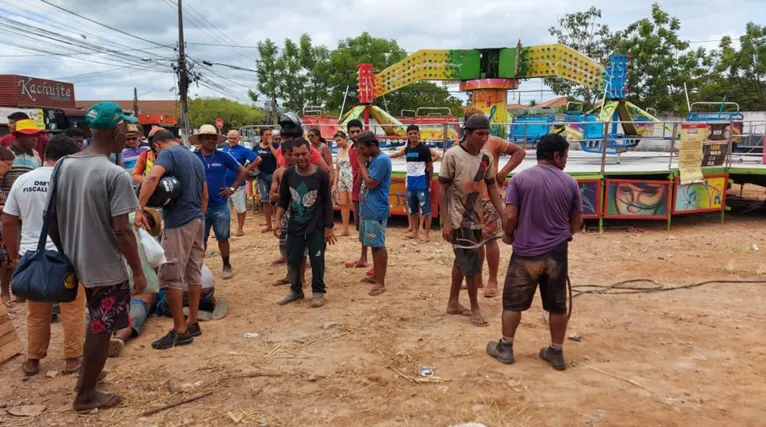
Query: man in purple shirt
486,134,583,371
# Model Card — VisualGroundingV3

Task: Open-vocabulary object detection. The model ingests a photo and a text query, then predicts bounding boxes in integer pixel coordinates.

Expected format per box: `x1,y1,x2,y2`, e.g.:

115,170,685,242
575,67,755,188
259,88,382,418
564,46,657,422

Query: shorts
279,211,307,257
129,298,149,336
160,218,205,290
359,218,387,248
503,242,569,314
452,228,483,276
204,204,231,242
481,199,502,239
257,173,273,202
406,189,432,216
228,186,247,214
85,281,131,335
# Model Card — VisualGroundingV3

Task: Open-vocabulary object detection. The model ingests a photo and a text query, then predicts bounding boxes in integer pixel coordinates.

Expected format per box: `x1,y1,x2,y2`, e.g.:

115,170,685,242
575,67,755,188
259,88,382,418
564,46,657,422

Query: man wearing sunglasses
121,124,149,178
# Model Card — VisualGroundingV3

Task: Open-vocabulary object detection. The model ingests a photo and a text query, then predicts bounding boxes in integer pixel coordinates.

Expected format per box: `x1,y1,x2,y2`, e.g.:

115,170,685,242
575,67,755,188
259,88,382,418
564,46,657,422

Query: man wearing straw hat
192,124,248,280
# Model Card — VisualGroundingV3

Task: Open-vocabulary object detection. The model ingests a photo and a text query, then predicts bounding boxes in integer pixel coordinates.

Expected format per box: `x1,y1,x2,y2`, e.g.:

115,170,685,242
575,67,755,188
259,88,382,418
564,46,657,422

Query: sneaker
222,265,233,280
486,338,515,364
187,322,202,337
152,330,193,350
311,293,325,308
108,338,125,357
539,346,567,371
278,291,304,306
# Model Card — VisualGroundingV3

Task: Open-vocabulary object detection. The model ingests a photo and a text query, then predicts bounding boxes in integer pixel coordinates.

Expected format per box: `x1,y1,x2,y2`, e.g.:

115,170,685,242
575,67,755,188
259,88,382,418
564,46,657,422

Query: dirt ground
1,187,766,427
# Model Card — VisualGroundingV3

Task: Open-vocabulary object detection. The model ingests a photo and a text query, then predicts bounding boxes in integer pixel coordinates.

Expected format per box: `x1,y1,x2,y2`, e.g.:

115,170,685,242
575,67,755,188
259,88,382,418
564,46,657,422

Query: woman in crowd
332,131,353,236
308,128,333,180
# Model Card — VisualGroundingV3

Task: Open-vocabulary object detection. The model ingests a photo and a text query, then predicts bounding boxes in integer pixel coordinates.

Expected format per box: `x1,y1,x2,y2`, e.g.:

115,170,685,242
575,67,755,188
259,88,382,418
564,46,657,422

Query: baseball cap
14,119,42,135
357,131,378,145
86,102,138,130
464,114,490,130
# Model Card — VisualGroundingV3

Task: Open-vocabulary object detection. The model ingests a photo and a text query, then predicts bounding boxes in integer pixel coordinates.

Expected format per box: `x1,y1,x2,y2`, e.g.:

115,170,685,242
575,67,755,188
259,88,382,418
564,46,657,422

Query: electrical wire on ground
543,277,766,324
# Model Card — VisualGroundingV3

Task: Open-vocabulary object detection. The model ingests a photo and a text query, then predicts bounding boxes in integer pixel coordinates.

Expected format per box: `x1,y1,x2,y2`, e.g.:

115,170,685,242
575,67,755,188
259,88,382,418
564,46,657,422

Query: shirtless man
462,107,526,298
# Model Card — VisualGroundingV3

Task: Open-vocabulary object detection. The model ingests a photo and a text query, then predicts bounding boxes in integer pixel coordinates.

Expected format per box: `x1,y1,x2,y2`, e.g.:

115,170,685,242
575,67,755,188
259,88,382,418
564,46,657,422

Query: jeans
286,229,327,295
204,204,231,243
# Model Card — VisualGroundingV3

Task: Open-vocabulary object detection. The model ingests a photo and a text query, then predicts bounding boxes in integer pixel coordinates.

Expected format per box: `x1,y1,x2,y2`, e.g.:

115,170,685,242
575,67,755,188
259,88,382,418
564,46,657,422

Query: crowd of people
0,99,585,412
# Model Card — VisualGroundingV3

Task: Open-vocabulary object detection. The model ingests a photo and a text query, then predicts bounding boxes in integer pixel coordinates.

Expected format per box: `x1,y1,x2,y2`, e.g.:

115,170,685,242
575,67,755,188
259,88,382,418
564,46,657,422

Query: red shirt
0,133,49,157
276,145,322,168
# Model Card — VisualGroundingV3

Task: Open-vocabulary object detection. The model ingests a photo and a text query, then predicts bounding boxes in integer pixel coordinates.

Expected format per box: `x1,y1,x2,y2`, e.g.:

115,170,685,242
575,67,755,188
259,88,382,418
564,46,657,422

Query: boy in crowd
355,131,392,296
438,114,504,327
275,138,336,307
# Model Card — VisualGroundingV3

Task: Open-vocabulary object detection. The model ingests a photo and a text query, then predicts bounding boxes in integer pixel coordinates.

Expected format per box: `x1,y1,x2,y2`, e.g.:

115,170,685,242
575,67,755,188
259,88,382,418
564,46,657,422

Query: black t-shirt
255,143,279,174
277,166,333,235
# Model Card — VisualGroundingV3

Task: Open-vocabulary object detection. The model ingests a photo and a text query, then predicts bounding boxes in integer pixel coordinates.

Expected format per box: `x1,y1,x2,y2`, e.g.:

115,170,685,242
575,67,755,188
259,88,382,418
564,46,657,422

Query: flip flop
365,268,374,277
446,306,472,317
74,393,124,414
344,261,368,269
211,297,228,320
368,287,386,296
272,278,289,286
21,361,40,377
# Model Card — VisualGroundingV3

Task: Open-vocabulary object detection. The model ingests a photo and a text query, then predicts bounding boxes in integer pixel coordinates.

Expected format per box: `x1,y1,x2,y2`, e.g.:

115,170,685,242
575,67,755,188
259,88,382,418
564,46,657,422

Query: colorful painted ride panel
472,89,508,138
520,45,606,89
672,175,727,215
509,114,555,145
578,179,602,219
603,179,671,220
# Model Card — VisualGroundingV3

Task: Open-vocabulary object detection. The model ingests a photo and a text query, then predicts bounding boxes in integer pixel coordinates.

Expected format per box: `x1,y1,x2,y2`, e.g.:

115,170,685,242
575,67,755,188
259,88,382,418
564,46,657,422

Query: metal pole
442,122,448,155
133,87,139,117
338,85,350,121
668,122,678,170
726,120,734,170
599,121,609,175
177,0,190,146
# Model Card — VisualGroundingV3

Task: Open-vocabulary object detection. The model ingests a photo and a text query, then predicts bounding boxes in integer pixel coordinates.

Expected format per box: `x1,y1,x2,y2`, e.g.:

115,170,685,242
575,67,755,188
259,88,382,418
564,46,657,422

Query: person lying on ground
155,264,228,320
107,209,162,358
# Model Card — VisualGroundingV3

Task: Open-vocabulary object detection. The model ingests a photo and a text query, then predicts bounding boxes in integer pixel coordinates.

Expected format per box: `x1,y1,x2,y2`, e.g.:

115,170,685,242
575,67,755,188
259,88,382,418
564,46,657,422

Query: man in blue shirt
193,125,248,280
356,131,392,297
222,130,261,237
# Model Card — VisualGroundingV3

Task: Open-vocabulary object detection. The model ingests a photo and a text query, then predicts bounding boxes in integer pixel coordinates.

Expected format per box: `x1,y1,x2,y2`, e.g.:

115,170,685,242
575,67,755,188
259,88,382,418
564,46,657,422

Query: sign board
0,75,76,109
678,123,706,184
215,118,224,129
701,122,731,167
0,107,44,129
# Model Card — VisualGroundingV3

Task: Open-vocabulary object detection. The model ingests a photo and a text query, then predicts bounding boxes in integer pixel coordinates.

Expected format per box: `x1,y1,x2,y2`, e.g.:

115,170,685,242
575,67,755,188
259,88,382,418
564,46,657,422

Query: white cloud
0,0,762,105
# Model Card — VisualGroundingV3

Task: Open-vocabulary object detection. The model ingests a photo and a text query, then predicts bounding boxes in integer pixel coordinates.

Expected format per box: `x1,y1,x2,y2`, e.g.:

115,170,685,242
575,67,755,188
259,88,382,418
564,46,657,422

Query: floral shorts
85,281,132,335
481,199,502,240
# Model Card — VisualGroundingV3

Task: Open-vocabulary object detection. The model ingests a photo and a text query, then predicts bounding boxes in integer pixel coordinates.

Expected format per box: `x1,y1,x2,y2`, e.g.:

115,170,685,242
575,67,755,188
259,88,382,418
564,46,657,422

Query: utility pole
133,87,139,117
177,0,190,145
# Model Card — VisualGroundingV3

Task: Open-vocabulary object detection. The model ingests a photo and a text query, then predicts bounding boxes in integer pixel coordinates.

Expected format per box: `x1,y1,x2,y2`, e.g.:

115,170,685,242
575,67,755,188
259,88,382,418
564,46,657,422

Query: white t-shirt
3,166,56,255
182,264,214,291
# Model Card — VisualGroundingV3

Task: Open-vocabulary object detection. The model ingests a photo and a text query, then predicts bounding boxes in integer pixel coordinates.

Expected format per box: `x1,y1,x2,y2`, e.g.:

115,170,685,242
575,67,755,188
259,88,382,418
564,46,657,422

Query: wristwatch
229,187,236,193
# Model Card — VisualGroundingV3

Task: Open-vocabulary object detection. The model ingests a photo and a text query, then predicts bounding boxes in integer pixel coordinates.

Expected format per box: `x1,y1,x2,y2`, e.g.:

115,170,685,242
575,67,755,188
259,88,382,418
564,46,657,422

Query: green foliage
545,7,617,107
188,98,264,130
547,3,765,113
250,32,464,119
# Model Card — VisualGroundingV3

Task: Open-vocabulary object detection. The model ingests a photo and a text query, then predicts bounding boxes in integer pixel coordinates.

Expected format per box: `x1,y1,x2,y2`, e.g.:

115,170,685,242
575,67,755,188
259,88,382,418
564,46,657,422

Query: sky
0,0,763,109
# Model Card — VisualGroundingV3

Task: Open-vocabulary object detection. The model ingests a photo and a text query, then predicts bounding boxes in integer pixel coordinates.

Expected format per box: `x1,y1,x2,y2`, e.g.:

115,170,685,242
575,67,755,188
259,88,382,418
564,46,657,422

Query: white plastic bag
138,228,166,268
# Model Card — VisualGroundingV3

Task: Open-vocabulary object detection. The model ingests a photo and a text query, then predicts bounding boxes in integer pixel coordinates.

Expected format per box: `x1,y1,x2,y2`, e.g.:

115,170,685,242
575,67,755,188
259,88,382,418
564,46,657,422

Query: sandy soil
1,198,766,427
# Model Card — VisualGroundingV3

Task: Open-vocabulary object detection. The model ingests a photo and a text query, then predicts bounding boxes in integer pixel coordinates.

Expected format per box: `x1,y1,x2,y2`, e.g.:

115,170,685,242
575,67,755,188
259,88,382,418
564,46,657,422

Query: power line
38,0,169,48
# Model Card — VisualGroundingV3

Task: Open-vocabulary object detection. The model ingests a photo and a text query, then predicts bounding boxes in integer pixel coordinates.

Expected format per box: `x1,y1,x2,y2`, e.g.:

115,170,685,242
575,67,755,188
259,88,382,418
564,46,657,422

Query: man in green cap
49,102,147,412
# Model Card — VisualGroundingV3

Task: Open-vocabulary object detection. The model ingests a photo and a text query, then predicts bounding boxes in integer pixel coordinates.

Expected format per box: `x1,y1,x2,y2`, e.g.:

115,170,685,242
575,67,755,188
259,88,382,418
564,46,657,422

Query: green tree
299,34,331,108
545,7,618,107
188,97,264,130
326,32,464,116
616,3,708,113
713,23,766,110
280,39,307,113
254,39,284,124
